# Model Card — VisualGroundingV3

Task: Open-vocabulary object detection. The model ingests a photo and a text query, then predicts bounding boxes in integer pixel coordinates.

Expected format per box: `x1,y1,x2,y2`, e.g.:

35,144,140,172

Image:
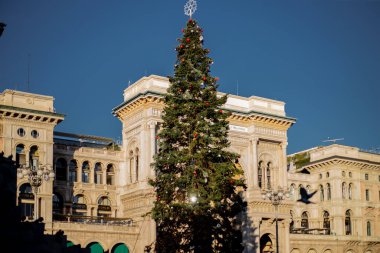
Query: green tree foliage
150,19,246,253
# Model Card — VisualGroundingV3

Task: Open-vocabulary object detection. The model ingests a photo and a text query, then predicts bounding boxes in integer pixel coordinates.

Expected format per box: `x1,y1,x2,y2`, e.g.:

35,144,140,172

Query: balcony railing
53,214,133,226
290,228,330,235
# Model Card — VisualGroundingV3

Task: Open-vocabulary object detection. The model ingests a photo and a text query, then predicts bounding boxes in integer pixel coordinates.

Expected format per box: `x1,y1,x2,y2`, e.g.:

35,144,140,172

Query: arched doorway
86,242,104,253
18,183,34,219
111,243,129,253
260,234,274,253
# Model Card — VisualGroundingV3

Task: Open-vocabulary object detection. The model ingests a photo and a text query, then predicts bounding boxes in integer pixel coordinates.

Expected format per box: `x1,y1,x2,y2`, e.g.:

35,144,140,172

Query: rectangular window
365,173,369,180
365,189,370,201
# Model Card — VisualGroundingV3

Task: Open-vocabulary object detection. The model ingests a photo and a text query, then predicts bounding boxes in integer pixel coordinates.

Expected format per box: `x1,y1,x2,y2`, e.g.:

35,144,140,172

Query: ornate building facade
1,75,379,253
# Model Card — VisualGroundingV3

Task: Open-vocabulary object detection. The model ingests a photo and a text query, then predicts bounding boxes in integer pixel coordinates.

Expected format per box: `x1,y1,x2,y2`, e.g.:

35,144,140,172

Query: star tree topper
184,0,197,18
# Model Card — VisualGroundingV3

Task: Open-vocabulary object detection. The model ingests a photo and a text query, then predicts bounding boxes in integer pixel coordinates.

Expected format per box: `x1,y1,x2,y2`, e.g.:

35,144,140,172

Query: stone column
280,142,288,188
283,219,290,253
251,138,258,193
148,121,157,178
89,162,94,184
77,160,82,183
102,169,107,185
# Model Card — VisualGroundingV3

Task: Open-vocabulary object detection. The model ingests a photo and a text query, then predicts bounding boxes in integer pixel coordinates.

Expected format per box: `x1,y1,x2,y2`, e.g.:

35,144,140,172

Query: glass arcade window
69,160,77,182
367,221,371,236
31,130,39,138
258,161,263,189
53,193,64,214
106,164,115,185
97,196,111,217
94,162,103,184
82,161,90,183
72,194,87,216
320,185,324,202
327,183,331,200
301,212,309,228
323,211,330,233
18,183,34,219
17,128,25,137
55,158,67,181
345,210,352,235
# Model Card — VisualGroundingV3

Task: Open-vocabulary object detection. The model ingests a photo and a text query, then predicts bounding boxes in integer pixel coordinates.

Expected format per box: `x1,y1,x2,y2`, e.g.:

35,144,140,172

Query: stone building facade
1,75,379,253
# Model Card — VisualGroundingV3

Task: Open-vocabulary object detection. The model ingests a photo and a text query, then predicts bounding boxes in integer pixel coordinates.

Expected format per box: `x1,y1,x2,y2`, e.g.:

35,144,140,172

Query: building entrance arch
260,233,274,253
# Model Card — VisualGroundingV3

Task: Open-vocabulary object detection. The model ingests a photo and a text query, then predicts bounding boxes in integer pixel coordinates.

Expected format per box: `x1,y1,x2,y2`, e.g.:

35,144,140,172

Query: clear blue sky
1,0,379,154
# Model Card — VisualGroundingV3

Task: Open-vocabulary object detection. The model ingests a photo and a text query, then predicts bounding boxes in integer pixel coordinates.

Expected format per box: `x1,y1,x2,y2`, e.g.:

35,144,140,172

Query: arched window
289,210,295,232
258,161,263,189
55,158,67,181
342,182,347,199
367,221,371,236
327,183,331,200
290,184,296,200
52,193,64,215
16,144,26,165
107,164,115,185
345,210,352,235
82,161,90,183
326,172,330,178
323,211,330,234
135,148,139,182
306,185,311,194
73,194,87,216
29,145,39,167
69,160,77,183
18,183,34,219
97,196,111,217
301,212,309,228
129,151,134,183
298,184,304,200
348,183,353,200
94,162,102,184
266,162,271,189
320,185,324,202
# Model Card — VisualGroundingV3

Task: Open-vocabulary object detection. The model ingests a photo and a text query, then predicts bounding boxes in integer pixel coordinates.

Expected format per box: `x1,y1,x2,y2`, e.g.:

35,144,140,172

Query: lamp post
17,159,55,220
261,188,289,253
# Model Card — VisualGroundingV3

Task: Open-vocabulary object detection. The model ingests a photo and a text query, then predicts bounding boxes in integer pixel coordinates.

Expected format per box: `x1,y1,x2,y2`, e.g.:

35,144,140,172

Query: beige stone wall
3,78,379,253
288,145,380,253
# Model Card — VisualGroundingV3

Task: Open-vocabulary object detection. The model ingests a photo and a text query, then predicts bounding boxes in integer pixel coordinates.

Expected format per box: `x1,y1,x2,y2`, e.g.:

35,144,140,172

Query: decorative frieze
255,126,286,137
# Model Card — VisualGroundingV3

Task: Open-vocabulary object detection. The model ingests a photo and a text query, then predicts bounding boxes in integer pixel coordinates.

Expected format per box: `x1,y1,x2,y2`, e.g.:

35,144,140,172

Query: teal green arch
67,241,74,247
112,243,129,253
87,242,104,253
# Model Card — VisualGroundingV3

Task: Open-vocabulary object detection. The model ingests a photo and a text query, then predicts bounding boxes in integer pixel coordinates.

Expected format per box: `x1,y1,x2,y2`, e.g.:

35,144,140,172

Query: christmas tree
150,16,246,253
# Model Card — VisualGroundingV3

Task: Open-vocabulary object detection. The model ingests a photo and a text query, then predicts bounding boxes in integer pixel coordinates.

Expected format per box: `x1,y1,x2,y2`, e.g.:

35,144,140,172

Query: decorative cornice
0,104,64,124
112,91,296,128
301,155,380,172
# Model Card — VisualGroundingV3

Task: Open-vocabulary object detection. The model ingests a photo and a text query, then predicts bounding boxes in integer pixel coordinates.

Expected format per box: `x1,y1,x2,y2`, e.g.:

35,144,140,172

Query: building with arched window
2,76,380,253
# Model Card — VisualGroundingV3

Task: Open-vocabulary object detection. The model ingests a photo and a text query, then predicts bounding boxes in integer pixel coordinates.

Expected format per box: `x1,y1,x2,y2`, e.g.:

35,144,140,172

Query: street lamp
17,159,55,220
261,188,289,253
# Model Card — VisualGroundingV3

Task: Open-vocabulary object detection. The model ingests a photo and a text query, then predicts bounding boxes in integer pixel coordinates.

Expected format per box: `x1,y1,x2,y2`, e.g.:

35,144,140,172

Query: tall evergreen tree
150,18,246,253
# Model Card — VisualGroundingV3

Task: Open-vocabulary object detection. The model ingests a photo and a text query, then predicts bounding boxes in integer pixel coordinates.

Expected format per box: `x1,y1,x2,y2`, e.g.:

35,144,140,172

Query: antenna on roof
128,80,131,87
236,80,239,96
322,137,344,144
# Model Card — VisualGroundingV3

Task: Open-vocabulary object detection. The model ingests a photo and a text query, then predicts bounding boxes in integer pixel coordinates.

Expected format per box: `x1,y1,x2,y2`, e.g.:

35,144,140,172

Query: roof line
0,104,65,118
112,91,296,122
303,155,380,168
54,131,114,143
